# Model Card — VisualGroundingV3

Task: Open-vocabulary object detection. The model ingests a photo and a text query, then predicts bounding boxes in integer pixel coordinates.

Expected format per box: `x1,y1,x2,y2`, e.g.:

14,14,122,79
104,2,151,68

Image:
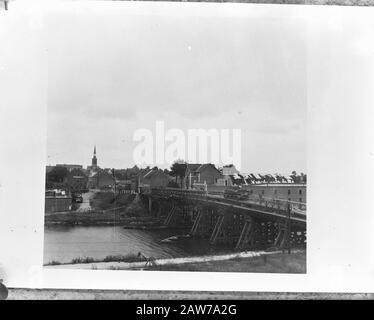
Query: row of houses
181,163,306,188
45,162,307,205
136,163,306,203
179,163,306,203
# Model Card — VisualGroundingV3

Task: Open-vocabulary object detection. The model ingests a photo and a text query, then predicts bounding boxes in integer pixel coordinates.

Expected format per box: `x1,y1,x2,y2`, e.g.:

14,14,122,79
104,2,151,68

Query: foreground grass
141,251,306,274
45,254,144,266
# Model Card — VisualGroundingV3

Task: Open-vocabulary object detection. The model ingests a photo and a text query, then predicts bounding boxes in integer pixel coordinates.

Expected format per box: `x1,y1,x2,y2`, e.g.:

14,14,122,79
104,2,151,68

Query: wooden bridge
145,187,306,252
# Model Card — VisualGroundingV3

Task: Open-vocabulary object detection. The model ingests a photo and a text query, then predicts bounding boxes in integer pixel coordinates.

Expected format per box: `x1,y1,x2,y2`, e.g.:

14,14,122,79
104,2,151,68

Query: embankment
45,192,163,227
45,249,306,274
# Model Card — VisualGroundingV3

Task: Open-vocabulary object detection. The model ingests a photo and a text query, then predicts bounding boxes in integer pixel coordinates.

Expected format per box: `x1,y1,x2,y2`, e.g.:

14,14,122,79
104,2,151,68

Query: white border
1,1,374,292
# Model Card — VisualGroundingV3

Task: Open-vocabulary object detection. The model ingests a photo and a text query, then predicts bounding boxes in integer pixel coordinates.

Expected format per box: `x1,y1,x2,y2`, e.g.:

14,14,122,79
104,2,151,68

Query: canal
43,225,232,265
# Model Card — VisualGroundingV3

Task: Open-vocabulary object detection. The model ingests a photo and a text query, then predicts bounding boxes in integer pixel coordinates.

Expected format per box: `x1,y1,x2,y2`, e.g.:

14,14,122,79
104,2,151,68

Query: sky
46,5,306,174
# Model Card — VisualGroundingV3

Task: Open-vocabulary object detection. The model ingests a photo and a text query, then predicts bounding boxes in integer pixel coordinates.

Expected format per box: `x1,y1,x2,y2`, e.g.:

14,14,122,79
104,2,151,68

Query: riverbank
143,250,306,273
45,211,165,227
45,249,306,273
89,192,135,211
45,192,171,227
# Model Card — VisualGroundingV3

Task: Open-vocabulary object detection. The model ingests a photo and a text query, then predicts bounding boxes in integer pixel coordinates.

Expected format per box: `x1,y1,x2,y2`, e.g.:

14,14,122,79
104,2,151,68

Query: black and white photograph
42,2,307,274
1,0,374,300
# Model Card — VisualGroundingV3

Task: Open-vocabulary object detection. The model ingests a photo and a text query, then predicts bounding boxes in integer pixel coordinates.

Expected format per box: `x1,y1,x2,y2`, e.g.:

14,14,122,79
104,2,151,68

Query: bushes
102,254,143,263
45,254,145,266
70,257,96,264
90,192,135,210
123,194,149,217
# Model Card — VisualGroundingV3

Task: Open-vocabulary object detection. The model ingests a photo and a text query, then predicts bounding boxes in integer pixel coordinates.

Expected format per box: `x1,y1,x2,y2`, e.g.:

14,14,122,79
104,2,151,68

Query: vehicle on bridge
72,192,83,203
223,187,249,200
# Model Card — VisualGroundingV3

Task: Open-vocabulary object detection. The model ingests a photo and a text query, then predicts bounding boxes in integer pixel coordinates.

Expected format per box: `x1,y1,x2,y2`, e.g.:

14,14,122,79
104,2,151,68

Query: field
143,250,306,273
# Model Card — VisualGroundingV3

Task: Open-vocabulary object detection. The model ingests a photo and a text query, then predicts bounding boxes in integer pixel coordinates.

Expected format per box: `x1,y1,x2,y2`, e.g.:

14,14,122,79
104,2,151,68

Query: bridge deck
149,188,306,226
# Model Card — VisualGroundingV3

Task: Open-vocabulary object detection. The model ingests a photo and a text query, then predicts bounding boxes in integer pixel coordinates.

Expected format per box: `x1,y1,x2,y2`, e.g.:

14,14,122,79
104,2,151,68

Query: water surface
44,225,231,264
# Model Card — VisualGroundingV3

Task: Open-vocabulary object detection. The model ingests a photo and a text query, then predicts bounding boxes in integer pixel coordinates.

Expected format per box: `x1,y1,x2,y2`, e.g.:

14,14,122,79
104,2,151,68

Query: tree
300,172,307,184
290,171,301,184
167,181,179,188
46,167,68,184
169,160,187,188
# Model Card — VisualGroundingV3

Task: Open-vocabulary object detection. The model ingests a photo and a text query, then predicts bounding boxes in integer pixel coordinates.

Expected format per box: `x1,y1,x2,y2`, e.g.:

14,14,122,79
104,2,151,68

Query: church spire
92,145,97,167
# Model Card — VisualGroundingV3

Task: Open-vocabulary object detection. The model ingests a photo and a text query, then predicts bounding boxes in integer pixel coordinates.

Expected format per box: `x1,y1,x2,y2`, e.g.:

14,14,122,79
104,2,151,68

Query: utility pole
281,201,292,254
111,168,118,223
111,168,116,194
286,201,291,254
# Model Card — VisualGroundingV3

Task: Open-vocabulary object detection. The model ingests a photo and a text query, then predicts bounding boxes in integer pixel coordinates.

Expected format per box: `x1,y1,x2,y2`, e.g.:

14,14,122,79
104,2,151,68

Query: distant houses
56,164,83,171
139,168,172,192
88,169,115,190
65,168,88,191
45,189,72,213
244,183,306,204
46,166,89,192
218,164,245,187
184,163,223,189
45,146,307,209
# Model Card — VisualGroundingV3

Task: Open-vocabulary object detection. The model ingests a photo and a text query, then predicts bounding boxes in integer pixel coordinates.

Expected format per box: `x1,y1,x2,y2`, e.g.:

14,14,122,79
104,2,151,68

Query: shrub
103,254,143,263
70,257,96,264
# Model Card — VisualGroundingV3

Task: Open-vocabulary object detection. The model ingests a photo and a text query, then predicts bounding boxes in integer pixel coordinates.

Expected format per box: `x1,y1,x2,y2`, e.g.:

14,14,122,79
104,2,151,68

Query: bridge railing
150,187,306,220
150,187,207,199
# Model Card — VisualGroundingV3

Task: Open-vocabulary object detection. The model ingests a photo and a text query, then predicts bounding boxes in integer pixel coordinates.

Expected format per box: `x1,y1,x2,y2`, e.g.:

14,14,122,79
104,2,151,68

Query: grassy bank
44,211,163,226
46,250,306,274
45,253,144,266
141,251,306,273
89,192,136,211
45,192,164,226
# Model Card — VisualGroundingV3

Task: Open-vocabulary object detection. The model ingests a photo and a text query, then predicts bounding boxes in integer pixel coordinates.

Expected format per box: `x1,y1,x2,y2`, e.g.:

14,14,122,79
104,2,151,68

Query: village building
217,164,246,187
184,163,223,189
116,179,134,194
45,189,72,213
88,169,115,190
243,183,306,204
46,165,55,174
86,145,99,172
221,164,240,176
139,168,172,192
64,168,88,192
56,164,83,171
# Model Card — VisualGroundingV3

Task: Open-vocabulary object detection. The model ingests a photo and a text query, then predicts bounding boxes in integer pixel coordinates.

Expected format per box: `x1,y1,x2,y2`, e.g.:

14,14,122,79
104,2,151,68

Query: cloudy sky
46,5,306,174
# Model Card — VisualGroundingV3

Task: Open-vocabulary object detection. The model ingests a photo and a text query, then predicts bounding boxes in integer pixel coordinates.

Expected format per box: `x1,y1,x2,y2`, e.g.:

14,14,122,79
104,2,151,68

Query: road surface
76,191,96,212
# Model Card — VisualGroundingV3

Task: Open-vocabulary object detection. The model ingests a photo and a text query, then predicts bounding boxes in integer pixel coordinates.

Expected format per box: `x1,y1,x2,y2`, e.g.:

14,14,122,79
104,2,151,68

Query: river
44,225,232,265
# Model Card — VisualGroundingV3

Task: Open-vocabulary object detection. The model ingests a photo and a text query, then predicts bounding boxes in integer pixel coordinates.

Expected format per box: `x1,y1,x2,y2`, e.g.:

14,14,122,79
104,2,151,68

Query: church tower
92,145,97,167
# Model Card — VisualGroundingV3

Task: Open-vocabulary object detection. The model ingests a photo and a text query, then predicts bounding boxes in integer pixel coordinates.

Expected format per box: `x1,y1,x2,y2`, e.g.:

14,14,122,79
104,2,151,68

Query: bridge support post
156,203,162,218
190,207,214,238
210,211,238,246
148,197,152,216
210,213,225,245
280,204,292,254
235,218,254,251
164,201,176,226
274,224,285,248
190,208,202,236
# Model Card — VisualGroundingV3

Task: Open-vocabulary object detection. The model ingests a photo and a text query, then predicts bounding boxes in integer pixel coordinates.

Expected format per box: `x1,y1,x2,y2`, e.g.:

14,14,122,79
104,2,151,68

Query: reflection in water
44,226,231,264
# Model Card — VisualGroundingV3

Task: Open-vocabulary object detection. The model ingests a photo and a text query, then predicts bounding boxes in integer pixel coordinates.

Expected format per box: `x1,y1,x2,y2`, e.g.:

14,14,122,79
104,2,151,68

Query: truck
223,187,249,200
72,192,83,203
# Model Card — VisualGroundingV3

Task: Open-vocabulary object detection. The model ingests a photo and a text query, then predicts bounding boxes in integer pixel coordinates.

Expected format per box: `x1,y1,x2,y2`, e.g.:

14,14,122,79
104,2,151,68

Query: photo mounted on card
42,0,307,275
2,0,374,297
